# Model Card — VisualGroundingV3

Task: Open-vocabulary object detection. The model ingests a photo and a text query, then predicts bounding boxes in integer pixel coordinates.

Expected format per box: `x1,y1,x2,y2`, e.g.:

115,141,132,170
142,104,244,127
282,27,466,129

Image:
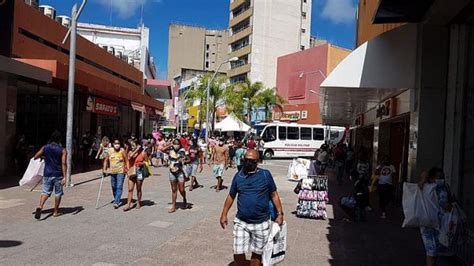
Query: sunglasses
243,158,258,163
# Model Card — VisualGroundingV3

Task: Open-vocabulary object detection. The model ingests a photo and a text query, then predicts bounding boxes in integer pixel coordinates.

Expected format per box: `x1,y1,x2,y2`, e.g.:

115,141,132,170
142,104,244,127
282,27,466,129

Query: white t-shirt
377,165,396,185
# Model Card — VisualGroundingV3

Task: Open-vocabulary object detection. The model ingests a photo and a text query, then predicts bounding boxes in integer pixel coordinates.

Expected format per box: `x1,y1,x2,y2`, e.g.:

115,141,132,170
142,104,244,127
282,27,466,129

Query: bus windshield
253,125,266,136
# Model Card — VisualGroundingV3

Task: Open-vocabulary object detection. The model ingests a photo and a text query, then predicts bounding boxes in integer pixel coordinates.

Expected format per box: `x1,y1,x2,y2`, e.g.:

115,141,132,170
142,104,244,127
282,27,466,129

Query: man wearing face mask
220,150,284,266
211,137,229,192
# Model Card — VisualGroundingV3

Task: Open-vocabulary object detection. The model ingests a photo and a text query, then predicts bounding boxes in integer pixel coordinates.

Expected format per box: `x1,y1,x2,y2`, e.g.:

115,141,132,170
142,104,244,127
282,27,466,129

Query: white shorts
233,218,271,255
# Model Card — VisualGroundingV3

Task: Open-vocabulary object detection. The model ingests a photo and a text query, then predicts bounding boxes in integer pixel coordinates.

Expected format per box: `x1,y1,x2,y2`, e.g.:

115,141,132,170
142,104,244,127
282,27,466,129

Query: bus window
330,130,340,140
313,128,324,140
301,127,312,140
287,127,299,140
262,126,277,142
278,126,287,140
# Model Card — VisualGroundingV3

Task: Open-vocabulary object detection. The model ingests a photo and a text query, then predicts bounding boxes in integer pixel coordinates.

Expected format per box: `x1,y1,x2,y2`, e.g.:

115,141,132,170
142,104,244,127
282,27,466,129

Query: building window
303,0,307,3
301,28,306,33
205,62,209,68
206,44,209,50
206,52,209,58
302,12,306,19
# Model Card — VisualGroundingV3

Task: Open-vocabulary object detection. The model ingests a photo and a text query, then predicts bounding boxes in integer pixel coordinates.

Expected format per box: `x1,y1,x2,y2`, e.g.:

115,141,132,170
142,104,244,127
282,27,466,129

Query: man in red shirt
179,134,190,151
247,136,256,150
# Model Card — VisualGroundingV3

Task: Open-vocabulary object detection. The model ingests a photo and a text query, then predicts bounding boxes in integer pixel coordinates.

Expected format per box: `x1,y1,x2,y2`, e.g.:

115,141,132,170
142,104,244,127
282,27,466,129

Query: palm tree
233,79,264,124
183,73,233,132
254,88,286,121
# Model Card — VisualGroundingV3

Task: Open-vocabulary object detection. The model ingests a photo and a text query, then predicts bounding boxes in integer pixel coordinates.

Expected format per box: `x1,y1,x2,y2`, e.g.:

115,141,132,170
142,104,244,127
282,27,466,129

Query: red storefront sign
86,96,119,116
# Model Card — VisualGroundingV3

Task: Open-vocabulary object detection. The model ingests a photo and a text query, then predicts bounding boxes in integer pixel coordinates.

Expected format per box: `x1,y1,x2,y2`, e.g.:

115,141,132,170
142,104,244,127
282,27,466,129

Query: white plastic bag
287,158,310,181
263,222,287,266
402,183,439,228
19,158,44,186
439,203,466,247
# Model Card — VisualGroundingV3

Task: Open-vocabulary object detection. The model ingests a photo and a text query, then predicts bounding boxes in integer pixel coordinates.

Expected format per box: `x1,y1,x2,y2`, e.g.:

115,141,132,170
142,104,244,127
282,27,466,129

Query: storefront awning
131,102,146,113
0,56,52,83
15,59,164,111
145,79,172,99
320,24,418,126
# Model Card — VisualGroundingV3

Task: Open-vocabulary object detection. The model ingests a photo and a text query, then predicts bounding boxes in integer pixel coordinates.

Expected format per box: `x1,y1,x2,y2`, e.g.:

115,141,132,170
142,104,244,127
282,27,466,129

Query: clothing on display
295,175,329,219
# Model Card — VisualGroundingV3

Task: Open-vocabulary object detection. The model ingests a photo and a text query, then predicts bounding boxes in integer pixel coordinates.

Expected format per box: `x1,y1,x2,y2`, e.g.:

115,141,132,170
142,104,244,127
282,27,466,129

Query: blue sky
42,0,357,79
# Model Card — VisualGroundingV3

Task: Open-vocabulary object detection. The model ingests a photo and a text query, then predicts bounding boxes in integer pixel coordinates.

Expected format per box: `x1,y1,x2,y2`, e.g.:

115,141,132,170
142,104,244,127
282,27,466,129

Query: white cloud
321,0,356,24
97,0,161,20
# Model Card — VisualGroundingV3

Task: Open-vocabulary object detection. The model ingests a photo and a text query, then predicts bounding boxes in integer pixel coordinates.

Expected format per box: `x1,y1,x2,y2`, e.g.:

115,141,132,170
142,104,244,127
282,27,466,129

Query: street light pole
62,0,87,187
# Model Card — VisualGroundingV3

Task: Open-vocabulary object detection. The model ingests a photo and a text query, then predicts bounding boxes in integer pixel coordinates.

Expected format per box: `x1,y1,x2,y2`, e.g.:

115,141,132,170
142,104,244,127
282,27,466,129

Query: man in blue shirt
33,131,67,220
220,150,284,266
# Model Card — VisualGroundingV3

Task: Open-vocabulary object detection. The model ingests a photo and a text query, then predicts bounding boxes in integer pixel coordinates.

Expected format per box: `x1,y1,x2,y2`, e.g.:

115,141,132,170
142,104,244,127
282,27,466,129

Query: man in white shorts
219,150,284,265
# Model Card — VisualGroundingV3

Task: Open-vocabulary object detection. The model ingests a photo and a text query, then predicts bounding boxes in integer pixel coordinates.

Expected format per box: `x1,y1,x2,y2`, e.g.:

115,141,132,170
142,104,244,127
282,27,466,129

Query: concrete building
227,0,312,87
320,0,474,262
167,24,228,85
275,43,350,124
77,23,156,80
0,0,166,177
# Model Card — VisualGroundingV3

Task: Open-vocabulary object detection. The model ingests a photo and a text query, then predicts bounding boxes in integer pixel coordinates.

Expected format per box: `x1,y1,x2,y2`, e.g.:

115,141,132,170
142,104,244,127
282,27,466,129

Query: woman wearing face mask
166,139,187,213
419,168,452,266
123,139,143,211
103,139,128,209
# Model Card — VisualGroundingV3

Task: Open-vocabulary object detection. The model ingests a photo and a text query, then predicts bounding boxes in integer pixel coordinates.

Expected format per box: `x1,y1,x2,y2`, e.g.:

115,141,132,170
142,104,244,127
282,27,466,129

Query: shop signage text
86,96,119,116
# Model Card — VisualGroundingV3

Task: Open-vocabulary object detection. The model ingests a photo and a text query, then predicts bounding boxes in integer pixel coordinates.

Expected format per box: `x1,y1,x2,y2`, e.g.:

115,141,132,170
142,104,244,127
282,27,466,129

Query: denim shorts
186,163,199,177
42,176,64,197
169,171,185,183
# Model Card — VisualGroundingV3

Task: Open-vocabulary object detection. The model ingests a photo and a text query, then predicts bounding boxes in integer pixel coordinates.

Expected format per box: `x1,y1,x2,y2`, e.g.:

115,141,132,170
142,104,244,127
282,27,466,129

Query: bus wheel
264,150,274,160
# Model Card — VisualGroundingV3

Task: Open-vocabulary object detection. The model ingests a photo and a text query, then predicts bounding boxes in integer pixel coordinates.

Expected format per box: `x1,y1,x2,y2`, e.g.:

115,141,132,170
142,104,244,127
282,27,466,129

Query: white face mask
173,145,180,150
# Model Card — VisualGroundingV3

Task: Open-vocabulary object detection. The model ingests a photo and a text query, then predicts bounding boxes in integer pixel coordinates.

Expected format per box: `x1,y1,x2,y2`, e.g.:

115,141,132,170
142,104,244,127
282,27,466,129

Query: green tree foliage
254,88,286,121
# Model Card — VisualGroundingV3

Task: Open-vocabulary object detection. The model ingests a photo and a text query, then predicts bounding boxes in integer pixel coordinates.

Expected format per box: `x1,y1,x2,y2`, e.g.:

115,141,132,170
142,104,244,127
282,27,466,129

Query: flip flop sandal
123,206,132,212
34,208,41,220
53,213,62,217
168,208,176,213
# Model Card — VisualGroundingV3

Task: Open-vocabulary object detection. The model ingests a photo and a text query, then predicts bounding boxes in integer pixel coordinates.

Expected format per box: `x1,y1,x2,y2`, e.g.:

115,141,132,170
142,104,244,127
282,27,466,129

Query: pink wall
276,44,329,105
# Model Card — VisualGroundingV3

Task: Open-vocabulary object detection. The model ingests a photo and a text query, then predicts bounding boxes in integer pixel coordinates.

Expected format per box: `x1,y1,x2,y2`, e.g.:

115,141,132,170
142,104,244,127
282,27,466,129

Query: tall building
167,24,228,85
227,0,311,87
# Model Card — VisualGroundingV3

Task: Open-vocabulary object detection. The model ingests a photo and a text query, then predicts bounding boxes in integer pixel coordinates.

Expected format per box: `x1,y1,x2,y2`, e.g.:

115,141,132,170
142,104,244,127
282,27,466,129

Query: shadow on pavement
140,200,156,207
35,206,84,221
0,240,22,248
323,168,427,266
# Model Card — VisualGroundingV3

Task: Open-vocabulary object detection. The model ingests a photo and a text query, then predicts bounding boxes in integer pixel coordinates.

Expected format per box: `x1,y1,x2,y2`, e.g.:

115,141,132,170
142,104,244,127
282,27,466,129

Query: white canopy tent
215,113,251,132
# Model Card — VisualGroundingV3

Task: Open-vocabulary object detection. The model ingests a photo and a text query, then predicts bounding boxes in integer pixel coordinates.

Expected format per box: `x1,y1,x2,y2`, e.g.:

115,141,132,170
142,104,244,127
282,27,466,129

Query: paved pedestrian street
0,160,426,266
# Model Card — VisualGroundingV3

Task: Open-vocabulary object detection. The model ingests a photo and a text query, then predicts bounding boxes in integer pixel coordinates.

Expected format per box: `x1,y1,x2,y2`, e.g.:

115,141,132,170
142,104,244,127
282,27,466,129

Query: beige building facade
228,0,312,87
167,24,228,85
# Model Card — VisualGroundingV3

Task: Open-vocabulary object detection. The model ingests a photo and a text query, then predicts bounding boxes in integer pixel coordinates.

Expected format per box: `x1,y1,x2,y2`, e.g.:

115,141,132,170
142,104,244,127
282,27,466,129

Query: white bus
258,122,346,159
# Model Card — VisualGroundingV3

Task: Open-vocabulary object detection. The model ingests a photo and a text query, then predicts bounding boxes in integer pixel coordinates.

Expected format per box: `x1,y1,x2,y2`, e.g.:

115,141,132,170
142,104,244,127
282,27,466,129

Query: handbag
293,179,302,194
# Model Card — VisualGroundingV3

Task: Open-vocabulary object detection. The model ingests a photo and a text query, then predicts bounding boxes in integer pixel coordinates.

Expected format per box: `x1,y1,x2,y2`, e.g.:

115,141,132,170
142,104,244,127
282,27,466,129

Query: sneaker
113,204,119,209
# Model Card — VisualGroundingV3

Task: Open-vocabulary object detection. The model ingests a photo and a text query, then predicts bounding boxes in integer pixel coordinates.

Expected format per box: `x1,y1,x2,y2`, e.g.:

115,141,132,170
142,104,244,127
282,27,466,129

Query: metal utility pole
62,0,88,187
